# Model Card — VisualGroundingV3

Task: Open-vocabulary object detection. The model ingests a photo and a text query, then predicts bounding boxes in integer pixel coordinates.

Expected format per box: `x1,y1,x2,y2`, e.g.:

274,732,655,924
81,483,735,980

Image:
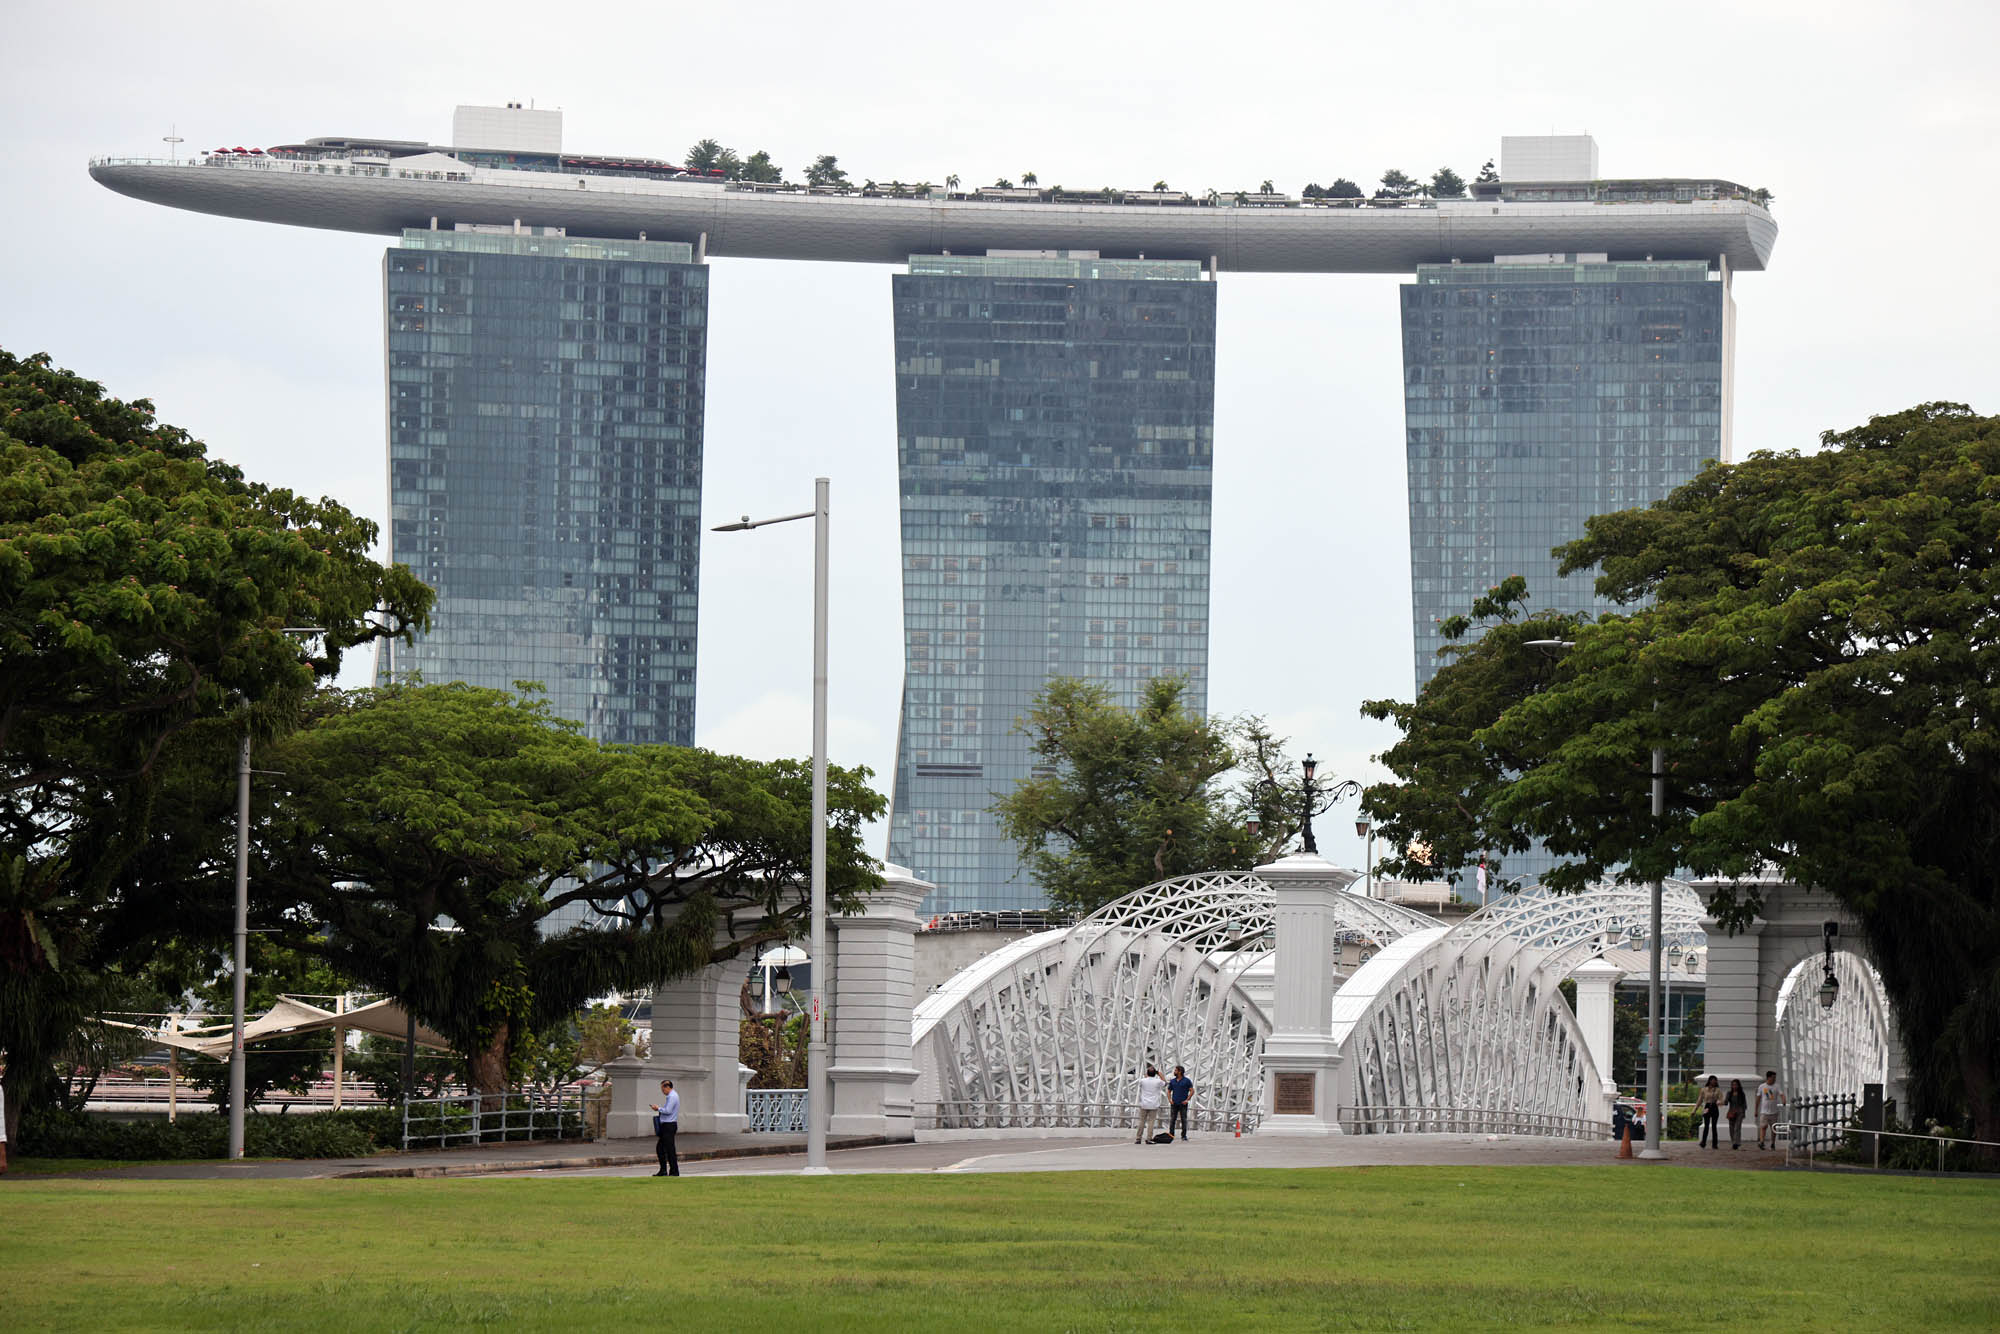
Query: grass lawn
3,1165,1995,1330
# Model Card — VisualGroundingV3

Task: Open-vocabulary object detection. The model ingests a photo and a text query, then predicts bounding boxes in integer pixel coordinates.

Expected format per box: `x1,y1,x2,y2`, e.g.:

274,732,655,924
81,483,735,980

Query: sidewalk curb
324,1135,901,1179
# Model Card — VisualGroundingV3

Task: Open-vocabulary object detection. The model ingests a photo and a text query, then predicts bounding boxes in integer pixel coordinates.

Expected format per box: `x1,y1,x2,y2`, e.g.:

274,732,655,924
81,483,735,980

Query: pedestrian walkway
17,1131,896,1181
17,1131,1792,1182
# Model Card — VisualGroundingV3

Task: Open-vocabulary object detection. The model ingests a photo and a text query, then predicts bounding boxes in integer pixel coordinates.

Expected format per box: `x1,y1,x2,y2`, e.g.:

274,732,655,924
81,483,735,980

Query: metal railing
1786,1122,2000,1174
1337,1106,1605,1140
1782,1093,1857,1155
746,1088,808,1133
400,1088,587,1150
918,1100,1260,1134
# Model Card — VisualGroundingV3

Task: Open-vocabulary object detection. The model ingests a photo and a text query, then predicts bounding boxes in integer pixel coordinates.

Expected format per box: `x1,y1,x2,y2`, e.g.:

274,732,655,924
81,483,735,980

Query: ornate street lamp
1297,753,1361,856
1817,922,1841,1010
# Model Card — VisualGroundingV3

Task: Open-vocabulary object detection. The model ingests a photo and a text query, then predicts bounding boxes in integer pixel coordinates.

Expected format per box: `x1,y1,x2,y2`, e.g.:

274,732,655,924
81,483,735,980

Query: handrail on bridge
920,1100,1259,1134
1338,1107,1604,1141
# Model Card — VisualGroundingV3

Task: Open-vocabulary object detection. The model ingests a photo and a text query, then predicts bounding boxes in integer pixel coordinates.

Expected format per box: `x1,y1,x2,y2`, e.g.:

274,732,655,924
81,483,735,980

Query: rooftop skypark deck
90,137,1777,273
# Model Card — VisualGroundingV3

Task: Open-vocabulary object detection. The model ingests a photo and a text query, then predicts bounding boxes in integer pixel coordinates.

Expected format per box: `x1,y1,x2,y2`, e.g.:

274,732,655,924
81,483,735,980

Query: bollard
1618,1123,1633,1159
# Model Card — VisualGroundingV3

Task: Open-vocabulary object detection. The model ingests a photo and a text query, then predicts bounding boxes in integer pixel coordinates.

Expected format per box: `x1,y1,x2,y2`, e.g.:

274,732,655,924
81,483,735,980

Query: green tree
739,150,783,184
1363,404,2000,1146
252,681,885,1093
1476,159,1499,184
1430,166,1467,199
0,348,429,1145
1374,169,1422,204
806,155,848,187
1021,171,1038,186
1326,177,1364,204
992,676,1312,914
685,138,727,172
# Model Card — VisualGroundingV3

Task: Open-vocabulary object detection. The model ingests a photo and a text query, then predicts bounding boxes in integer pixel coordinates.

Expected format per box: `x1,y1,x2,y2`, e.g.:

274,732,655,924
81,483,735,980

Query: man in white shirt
650,1078,681,1176
1134,1066,1165,1144
1755,1071,1786,1150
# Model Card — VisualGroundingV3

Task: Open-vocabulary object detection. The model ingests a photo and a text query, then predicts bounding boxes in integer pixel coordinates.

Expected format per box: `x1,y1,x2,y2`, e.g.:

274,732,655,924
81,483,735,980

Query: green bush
17,1107,396,1161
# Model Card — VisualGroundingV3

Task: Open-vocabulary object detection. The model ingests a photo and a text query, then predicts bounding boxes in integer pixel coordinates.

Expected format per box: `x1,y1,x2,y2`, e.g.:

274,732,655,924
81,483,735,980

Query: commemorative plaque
1273,1072,1316,1116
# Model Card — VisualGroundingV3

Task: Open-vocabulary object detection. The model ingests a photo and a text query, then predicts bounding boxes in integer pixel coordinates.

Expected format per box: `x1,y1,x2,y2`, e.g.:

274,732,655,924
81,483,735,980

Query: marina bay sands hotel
91,106,1778,913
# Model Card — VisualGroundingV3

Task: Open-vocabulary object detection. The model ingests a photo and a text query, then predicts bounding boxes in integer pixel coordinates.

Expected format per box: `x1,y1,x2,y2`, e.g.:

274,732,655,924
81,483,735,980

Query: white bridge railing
1337,1106,1606,1140
745,1088,807,1133
919,1100,1258,1134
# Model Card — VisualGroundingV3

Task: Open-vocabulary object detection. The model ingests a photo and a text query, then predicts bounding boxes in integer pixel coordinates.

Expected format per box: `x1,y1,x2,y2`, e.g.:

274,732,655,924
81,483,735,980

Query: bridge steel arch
1329,883,1708,1132
911,871,1433,1129
1775,949,1894,1105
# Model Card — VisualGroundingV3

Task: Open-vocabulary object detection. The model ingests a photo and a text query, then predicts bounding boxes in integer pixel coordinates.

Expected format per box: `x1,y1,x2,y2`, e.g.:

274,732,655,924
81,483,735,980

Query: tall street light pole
1641,744,1667,1160
715,479,831,1174
228,730,252,1160
230,625,325,1161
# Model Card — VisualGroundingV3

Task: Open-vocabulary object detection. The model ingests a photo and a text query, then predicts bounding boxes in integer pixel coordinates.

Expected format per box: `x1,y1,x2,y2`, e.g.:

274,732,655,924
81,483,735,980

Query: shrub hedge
18,1107,397,1161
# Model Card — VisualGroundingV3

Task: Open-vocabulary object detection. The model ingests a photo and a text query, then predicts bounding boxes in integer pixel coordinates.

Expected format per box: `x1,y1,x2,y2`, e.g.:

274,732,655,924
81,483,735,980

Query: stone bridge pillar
608,950,753,1139
1696,880,1905,1105
829,864,932,1139
1258,852,1359,1135
1570,957,1626,1098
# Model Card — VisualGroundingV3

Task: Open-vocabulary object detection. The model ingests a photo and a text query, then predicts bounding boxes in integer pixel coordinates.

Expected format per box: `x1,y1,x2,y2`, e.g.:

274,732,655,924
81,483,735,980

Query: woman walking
1724,1078,1749,1149
1696,1075,1723,1149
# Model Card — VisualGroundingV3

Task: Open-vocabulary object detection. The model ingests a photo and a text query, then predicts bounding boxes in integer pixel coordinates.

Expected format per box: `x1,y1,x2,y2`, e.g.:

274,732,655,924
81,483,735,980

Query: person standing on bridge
1166,1066,1194,1141
1134,1066,1165,1144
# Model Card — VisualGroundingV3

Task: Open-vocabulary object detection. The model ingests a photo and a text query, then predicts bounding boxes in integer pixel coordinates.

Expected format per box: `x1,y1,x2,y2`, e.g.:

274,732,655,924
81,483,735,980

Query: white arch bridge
912,869,1894,1138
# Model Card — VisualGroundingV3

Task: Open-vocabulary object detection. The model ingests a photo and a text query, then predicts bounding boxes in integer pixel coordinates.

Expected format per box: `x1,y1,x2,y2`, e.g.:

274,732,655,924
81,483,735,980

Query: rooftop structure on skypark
89,106,1776,273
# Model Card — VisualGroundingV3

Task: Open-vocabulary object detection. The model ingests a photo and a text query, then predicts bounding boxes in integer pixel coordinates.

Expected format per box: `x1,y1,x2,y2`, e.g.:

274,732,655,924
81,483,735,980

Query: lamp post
1354,809,1374,898
229,625,324,1161
1817,922,1841,1009
1295,753,1360,857
715,479,831,1174
1525,636,1668,1160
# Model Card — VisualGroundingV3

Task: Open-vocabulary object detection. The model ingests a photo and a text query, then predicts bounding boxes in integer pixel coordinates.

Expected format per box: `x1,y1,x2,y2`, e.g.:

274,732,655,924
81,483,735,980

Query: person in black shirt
1166,1066,1195,1140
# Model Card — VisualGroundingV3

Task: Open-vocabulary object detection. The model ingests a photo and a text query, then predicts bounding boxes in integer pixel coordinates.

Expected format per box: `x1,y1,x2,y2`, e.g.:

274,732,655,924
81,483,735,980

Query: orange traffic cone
1234,1118,1243,1139
1618,1123,1634,1159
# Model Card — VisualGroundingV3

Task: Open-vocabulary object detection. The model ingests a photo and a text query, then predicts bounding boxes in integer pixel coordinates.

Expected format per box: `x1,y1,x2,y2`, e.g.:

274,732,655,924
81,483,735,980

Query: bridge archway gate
1698,879,1903,1109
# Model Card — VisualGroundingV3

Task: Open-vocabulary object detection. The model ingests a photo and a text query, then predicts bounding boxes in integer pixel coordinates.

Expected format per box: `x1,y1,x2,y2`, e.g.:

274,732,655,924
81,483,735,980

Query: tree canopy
252,682,886,1090
1362,403,2000,1141
0,348,430,1141
806,155,848,187
992,676,1315,914
1430,166,1467,199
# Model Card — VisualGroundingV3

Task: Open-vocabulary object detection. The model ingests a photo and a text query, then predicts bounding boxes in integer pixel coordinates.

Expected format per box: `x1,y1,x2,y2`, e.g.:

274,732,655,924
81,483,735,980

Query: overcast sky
4,0,1995,875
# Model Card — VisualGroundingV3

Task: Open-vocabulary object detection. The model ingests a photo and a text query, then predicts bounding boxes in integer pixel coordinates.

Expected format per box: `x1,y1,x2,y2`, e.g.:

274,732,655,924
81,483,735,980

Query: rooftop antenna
163,125,183,162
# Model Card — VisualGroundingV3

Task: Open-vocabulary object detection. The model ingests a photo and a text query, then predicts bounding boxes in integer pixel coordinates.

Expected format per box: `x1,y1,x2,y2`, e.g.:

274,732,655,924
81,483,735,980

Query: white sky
4,0,1996,875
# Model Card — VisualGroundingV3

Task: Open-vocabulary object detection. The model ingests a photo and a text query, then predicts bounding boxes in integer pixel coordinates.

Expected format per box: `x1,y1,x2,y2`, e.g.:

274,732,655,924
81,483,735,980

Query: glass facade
379,228,707,746
1401,259,1731,881
886,255,1217,913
